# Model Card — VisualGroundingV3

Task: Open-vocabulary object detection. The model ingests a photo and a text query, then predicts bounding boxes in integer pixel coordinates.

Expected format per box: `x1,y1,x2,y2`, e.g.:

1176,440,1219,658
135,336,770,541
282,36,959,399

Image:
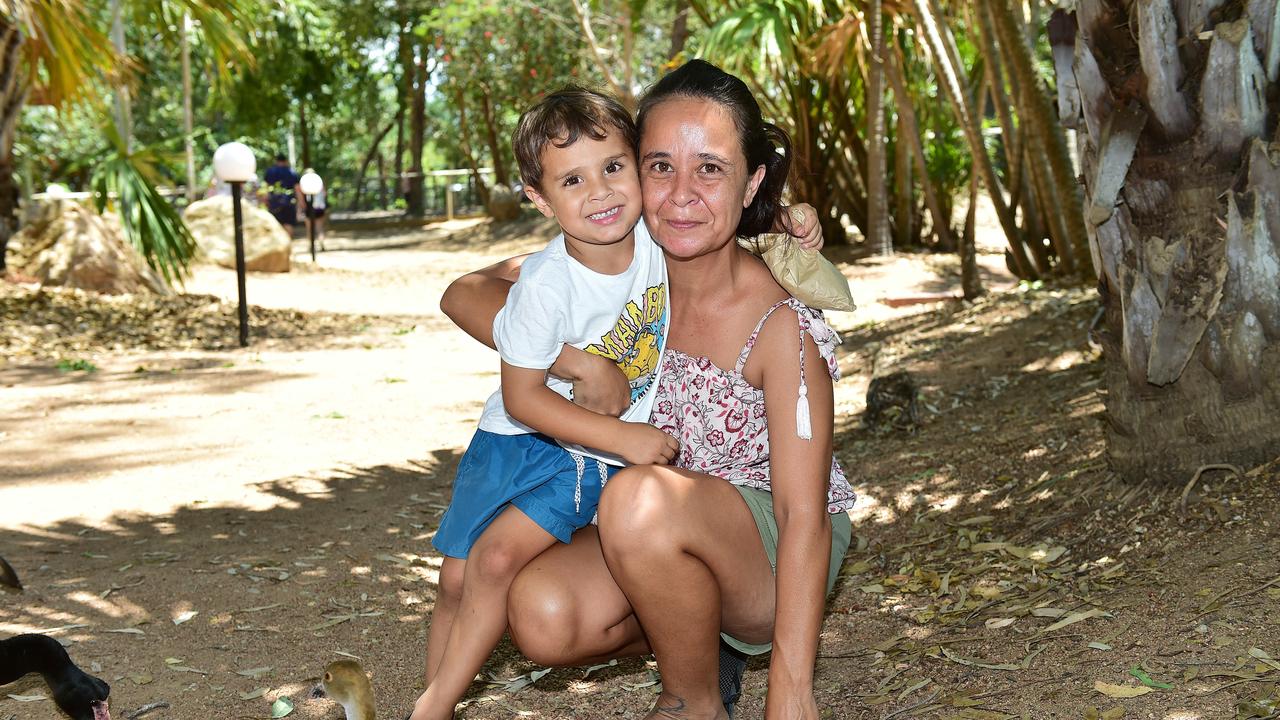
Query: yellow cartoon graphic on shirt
586,284,667,403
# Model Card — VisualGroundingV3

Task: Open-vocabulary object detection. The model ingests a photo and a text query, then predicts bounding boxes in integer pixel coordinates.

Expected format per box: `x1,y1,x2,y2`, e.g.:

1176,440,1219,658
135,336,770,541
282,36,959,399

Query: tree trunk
910,0,1035,278
395,27,410,207
377,150,388,209
454,87,490,208
894,110,915,248
961,169,984,299
990,0,1092,282
353,121,395,211
669,0,690,61
887,45,955,252
867,0,892,255
0,17,26,272
298,100,312,170
407,39,427,217
109,0,132,150
181,12,196,203
1057,2,1280,482
479,92,509,189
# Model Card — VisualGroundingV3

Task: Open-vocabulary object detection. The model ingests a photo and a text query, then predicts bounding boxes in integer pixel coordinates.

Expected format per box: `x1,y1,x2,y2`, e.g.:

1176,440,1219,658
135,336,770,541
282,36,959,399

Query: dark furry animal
862,371,920,431
0,556,20,592
0,634,110,719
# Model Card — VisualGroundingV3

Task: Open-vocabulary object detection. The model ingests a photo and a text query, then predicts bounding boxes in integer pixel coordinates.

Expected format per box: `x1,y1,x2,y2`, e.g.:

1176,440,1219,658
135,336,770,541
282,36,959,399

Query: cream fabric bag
748,235,856,312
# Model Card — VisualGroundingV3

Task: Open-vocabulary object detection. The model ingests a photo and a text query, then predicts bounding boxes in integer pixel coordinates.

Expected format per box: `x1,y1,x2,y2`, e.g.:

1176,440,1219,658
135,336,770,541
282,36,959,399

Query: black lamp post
214,142,256,348
300,171,323,263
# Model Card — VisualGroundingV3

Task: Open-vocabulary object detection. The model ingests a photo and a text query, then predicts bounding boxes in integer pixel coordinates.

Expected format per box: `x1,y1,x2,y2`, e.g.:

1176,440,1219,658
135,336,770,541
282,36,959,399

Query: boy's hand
780,204,823,251
551,347,631,417
614,423,679,465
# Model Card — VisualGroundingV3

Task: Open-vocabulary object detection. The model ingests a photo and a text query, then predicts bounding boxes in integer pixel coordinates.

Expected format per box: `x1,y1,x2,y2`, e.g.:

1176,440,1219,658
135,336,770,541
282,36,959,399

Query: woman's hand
549,346,631,417
778,203,823,251
764,686,821,720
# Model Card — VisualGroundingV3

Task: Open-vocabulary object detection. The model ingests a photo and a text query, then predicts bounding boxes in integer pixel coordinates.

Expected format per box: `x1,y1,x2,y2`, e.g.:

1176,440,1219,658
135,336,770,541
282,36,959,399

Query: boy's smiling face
525,132,642,251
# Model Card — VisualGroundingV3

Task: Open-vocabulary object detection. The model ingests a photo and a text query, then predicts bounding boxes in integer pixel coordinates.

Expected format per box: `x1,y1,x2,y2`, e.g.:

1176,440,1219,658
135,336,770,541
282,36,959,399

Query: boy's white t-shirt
479,218,668,466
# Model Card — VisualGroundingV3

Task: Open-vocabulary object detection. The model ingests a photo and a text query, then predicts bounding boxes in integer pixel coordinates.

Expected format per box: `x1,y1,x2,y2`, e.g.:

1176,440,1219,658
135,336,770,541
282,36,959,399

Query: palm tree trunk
867,0,892,255
990,0,1091,281
909,0,1035,278
109,0,132,150
1058,1,1280,481
894,110,915,247
0,17,26,272
886,47,954,251
961,169,983,299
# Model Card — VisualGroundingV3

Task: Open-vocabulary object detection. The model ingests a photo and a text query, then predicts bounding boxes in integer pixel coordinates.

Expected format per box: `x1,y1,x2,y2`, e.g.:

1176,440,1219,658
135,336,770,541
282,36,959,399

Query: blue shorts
432,430,618,558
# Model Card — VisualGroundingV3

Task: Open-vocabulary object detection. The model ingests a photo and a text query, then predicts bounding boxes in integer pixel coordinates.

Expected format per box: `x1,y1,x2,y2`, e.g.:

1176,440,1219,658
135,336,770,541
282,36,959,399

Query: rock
183,195,292,273
6,198,169,295
487,186,522,222
862,370,920,432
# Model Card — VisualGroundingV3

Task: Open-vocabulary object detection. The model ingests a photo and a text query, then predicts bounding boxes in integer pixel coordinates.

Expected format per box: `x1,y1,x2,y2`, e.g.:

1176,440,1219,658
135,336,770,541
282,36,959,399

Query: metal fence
28,168,499,222
326,168,496,218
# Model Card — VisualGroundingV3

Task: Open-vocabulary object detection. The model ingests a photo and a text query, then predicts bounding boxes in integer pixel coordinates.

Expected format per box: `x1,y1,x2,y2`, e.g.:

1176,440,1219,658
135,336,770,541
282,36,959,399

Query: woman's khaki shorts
722,485,853,656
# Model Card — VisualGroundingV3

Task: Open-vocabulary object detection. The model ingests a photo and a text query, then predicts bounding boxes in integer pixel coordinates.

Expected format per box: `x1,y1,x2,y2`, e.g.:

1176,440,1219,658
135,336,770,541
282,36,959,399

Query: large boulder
6,198,168,295
184,195,292,273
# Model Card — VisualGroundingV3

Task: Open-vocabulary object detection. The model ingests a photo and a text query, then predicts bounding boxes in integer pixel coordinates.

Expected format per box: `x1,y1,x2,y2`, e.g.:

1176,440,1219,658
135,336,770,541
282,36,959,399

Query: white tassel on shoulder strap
796,384,812,440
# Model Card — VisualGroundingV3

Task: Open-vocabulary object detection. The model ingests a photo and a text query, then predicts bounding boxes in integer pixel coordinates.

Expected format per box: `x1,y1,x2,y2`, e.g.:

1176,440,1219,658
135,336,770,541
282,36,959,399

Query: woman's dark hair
637,59,792,238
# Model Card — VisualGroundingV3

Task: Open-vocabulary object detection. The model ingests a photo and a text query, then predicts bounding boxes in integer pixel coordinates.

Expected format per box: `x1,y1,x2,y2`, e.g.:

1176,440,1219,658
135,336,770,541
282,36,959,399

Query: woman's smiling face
639,97,765,260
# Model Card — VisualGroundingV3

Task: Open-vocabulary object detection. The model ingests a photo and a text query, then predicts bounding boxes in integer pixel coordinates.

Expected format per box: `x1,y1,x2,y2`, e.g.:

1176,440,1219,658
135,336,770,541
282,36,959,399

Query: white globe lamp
299,172,323,196
213,142,256,183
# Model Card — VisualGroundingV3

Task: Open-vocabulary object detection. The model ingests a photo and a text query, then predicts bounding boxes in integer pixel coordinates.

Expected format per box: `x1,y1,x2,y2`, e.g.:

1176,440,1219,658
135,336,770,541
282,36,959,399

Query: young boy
410,87,675,720
412,87,822,720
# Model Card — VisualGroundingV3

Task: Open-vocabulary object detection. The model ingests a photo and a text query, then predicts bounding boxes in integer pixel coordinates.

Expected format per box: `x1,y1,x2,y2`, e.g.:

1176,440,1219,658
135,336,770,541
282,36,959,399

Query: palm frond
89,122,196,287
129,0,264,84
11,0,118,106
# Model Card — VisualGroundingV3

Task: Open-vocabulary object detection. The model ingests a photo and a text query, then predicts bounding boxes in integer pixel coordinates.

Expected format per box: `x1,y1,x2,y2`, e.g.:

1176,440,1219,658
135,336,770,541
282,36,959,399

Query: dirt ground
2,214,1278,720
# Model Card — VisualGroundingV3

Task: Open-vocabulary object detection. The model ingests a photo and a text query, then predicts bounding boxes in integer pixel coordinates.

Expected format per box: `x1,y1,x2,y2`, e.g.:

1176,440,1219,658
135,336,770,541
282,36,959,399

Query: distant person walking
262,154,302,230
302,167,327,248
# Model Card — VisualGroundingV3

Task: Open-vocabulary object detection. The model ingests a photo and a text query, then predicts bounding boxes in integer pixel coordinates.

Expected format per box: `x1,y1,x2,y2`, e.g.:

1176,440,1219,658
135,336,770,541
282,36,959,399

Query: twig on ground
1198,573,1280,615
881,689,940,720
1179,464,1243,514
125,701,170,719
1197,677,1261,696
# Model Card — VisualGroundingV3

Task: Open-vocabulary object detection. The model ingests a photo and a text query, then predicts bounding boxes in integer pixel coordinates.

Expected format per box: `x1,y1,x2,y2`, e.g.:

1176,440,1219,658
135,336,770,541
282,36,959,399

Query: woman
441,59,855,719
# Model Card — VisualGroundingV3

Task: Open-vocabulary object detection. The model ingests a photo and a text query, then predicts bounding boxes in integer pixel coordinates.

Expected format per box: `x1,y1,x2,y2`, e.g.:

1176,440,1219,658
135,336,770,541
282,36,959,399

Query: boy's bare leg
410,507,558,720
423,556,466,687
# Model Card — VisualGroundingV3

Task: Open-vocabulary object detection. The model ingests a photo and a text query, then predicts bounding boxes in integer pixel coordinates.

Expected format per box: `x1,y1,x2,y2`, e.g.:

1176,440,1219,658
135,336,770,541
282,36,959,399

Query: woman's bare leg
598,467,776,720
507,525,650,666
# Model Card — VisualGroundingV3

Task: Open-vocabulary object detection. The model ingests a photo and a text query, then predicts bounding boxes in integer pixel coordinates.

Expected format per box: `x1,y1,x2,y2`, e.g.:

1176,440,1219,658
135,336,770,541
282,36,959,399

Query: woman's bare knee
507,572,582,665
599,466,676,538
